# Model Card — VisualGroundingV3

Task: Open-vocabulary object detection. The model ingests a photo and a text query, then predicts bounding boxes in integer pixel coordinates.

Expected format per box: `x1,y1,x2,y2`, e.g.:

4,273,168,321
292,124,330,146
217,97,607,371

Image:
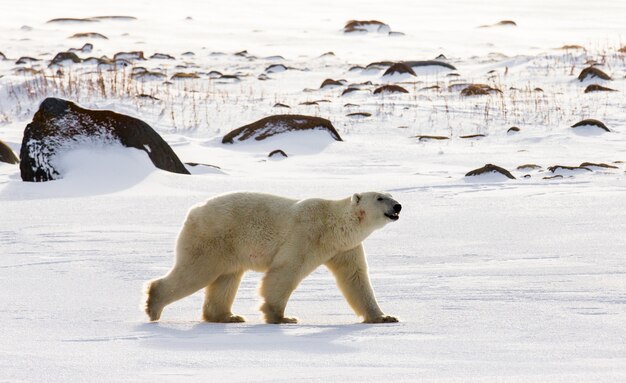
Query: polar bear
144,191,401,324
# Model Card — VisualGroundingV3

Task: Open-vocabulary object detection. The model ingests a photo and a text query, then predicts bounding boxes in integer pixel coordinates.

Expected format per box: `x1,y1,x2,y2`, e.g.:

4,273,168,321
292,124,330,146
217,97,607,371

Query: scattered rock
348,65,364,72
460,134,485,139
185,162,220,169
343,103,359,107
181,51,195,57
0,139,19,164
404,60,456,70
578,66,611,81
416,135,449,141
171,72,200,80
579,162,618,169
460,84,502,96
69,32,108,39
89,16,137,21
507,127,520,133
559,44,585,50
47,18,98,24
319,52,335,57
420,85,440,91
217,74,240,83
388,31,405,36
543,175,563,180
0,52,6,60
257,74,269,81
479,20,517,28
19,98,189,181
320,79,344,89
382,63,416,78
136,94,160,100
373,85,408,94
341,87,361,96
268,149,288,158
584,84,617,93
618,46,626,53
346,112,371,117
547,165,592,173
50,52,81,66
222,115,342,144
344,20,390,34
465,164,516,179
265,64,287,73
300,101,319,106
150,53,175,60
273,103,290,109
113,51,145,61
69,43,93,53
15,56,40,65
571,119,609,132
517,164,541,170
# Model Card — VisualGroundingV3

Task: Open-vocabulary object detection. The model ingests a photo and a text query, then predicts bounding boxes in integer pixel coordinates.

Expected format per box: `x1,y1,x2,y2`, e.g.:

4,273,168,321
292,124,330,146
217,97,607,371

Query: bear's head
351,192,402,229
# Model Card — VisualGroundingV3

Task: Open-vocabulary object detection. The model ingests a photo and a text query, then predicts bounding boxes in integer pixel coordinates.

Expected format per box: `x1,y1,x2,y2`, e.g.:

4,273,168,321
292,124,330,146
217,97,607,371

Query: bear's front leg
259,264,306,324
325,244,399,324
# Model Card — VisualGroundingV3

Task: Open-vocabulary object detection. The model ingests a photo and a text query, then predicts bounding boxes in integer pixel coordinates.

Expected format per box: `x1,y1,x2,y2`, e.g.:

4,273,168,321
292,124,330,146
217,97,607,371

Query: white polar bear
144,191,402,324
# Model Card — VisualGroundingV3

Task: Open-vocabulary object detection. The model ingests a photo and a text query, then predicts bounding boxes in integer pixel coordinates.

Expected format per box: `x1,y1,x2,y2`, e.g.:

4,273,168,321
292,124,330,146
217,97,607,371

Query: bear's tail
143,279,163,321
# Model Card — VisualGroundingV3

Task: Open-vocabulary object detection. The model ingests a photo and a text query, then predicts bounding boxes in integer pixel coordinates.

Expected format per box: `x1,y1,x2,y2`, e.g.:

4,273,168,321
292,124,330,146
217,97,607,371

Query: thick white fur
144,191,399,324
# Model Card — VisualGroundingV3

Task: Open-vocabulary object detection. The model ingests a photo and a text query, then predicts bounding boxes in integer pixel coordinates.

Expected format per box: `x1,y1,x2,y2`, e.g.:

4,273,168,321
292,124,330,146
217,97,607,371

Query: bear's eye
377,197,383,201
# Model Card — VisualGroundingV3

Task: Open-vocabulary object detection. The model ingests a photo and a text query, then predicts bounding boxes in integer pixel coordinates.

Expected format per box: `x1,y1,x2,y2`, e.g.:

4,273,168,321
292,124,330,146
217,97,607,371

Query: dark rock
89,16,137,21
273,103,290,109
47,18,98,23
69,32,108,39
320,79,344,89
348,65,364,72
416,135,449,141
460,84,502,96
69,43,93,53
344,20,390,34
0,139,19,164
181,51,195,56
507,127,520,133
150,53,175,60
382,63,416,77
571,119,609,132
543,175,563,180
579,162,618,169
460,134,485,139
346,112,371,117
619,46,626,53
341,87,361,96
185,162,220,169
584,84,617,93
320,51,335,57
517,164,541,170
435,54,447,60
113,51,145,61
403,60,456,70
373,85,408,94
547,165,592,173
300,101,319,106
578,67,611,81
268,149,288,158
559,44,585,50
420,85,440,91
15,56,40,65
265,64,287,73
479,20,517,28
136,94,160,100
0,52,7,60
170,72,199,80
50,52,81,66
466,164,516,179
19,98,189,182
223,115,342,144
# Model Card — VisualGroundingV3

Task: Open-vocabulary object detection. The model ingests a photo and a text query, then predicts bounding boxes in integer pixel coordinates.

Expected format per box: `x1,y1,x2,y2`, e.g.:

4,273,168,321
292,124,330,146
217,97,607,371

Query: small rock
15,56,40,65
223,115,342,143
578,66,611,81
517,164,541,170
273,103,290,109
50,52,81,66
0,139,19,164
268,149,288,158
171,72,200,80
346,112,371,117
69,43,93,53
265,64,287,73
465,164,516,179
382,63,416,78
69,32,108,39
571,119,609,132
460,134,485,139
579,162,618,169
113,51,145,61
150,53,175,60
507,127,520,133
416,135,450,141
479,20,517,28
547,165,592,173
344,20,390,34
584,84,617,93
460,84,501,96
373,85,409,94
320,79,344,89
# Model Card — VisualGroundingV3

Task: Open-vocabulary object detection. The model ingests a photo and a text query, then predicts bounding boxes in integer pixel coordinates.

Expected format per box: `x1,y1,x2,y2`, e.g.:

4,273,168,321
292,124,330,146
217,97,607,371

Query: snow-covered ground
1,0,625,381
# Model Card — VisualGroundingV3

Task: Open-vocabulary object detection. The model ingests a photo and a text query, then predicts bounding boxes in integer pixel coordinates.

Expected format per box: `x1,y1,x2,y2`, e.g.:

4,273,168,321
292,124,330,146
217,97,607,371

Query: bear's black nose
393,204,402,213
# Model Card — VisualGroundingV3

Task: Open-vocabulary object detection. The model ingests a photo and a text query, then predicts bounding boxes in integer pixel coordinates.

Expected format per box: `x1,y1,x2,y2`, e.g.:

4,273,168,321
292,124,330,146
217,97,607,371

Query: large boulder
223,115,342,144
19,98,189,182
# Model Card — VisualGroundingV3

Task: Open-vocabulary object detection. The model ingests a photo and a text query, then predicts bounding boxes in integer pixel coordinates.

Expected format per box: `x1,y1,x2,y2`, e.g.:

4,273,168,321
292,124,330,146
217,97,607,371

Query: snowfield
1,0,626,381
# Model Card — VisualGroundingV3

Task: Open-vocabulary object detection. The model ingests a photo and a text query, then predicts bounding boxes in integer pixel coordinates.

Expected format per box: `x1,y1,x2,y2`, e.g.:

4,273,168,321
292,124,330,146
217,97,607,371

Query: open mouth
384,212,400,221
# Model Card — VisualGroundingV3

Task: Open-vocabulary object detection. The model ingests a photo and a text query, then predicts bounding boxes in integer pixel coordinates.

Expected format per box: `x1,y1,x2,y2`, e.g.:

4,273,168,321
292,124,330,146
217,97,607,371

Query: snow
1,0,626,381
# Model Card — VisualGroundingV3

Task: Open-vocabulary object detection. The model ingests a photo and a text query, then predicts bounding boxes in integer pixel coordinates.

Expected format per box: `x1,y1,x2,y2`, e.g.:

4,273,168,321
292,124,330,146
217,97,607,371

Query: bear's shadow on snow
133,322,381,353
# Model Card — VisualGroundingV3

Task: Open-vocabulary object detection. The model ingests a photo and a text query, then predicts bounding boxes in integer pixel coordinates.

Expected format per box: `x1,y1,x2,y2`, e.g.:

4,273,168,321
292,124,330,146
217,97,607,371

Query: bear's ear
351,193,362,204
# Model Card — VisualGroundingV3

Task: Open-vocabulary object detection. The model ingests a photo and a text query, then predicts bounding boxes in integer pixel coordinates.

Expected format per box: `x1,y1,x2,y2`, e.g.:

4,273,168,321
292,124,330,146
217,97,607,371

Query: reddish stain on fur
357,209,366,223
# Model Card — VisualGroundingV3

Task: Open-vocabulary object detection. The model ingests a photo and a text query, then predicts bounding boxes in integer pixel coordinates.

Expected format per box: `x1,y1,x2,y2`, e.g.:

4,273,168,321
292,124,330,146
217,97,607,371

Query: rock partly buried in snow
19,98,189,182
479,20,517,28
584,84,617,93
547,165,592,174
320,79,344,89
268,149,288,158
465,164,516,179
579,162,618,169
222,115,342,144
49,52,82,66
517,164,541,170
113,51,145,61
265,64,287,73
373,85,409,94
69,43,93,53
382,63,416,80
507,127,520,133
344,20,390,34
571,119,610,132
578,66,611,81
416,135,449,141
69,32,108,40
149,53,175,60
0,139,19,164
404,60,456,71
460,84,502,96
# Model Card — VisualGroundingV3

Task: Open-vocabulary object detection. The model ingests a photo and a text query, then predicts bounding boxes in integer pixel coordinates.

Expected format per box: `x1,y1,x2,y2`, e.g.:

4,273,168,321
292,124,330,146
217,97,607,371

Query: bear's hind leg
202,271,246,323
144,267,219,321
259,264,307,324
